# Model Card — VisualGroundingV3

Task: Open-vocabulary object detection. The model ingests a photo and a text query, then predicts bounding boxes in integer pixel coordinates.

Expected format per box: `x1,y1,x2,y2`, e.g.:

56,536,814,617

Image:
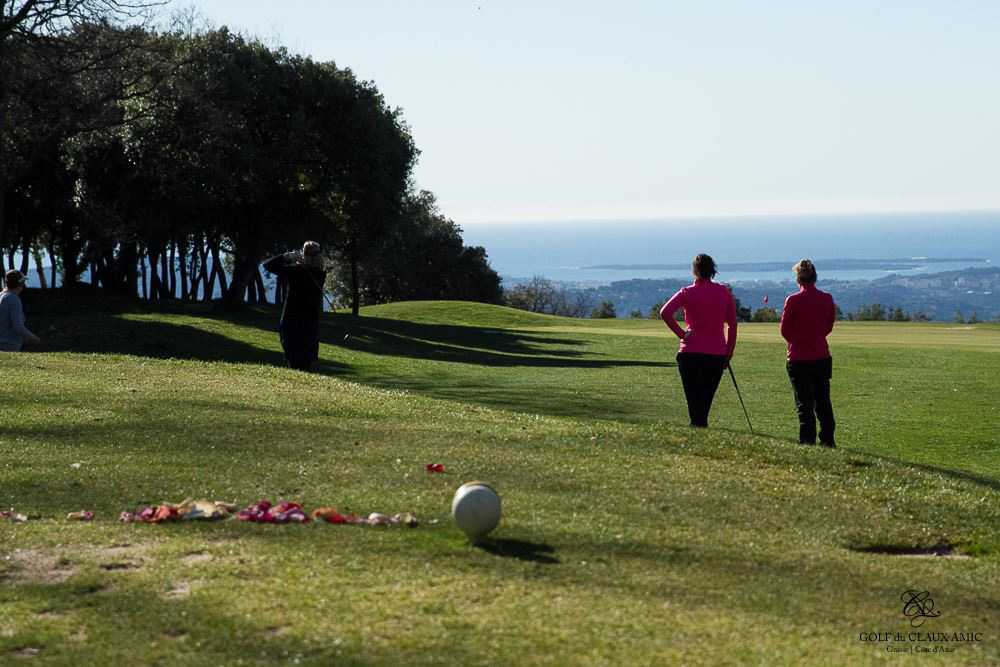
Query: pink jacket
660,279,738,357
780,284,835,361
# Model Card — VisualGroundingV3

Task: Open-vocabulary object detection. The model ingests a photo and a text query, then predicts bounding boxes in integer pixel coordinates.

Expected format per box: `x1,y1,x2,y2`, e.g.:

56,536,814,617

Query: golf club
727,362,754,434
298,252,350,342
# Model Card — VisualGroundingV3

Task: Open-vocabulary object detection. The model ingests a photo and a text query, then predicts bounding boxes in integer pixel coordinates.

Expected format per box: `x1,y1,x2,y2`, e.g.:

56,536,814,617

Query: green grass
2,294,998,665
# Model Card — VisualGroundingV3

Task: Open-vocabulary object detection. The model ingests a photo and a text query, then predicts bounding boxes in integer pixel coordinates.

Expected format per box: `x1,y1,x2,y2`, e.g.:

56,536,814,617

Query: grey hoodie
0,290,37,351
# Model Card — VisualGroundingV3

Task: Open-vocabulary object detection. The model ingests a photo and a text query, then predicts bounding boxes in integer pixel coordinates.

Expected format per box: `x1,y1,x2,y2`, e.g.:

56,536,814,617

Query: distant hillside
580,267,1000,321
585,257,985,272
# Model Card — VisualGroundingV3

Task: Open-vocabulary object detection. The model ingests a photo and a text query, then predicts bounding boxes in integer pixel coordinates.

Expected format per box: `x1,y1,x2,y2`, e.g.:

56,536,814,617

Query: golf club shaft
300,259,336,313
727,363,754,434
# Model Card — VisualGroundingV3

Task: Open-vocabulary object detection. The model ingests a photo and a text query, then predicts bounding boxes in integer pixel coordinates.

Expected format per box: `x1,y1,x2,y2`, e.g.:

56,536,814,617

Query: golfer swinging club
780,259,837,447
262,241,327,372
660,253,738,427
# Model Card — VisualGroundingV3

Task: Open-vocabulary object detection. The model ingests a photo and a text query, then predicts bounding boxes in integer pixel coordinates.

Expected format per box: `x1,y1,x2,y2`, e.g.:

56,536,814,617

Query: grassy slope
352,302,1000,481
1,295,997,665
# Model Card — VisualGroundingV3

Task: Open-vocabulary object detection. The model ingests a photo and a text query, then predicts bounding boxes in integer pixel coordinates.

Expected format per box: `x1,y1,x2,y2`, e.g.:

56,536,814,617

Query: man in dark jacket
262,241,327,371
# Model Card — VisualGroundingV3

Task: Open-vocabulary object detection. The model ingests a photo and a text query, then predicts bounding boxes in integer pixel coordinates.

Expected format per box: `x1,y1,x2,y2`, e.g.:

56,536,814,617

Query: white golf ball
451,481,501,541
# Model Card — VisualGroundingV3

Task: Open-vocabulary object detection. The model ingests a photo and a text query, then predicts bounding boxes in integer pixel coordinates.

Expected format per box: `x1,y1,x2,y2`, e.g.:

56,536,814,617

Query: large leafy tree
341,189,501,306
305,63,417,315
0,0,166,269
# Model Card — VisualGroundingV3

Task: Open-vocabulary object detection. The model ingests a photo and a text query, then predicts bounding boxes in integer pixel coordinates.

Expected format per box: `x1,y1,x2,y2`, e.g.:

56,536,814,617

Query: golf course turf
2,295,997,665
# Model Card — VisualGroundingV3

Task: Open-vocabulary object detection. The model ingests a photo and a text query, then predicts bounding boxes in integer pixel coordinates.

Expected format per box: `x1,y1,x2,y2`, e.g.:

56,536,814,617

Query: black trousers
676,352,728,427
280,317,320,372
787,357,835,445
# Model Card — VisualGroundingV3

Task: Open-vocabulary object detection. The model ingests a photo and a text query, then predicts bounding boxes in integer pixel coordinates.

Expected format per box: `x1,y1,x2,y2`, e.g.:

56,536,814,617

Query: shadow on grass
26,291,343,374
864,453,1000,491
337,314,674,369
0,577,343,663
25,290,671,371
475,537,560,564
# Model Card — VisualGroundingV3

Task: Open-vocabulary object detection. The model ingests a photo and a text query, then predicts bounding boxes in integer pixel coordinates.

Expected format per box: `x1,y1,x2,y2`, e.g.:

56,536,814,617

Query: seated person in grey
0,270,41,351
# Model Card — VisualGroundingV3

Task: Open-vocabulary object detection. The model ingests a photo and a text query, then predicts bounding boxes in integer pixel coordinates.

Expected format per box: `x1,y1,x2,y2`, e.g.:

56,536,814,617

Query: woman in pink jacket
780,259,836,447
660,254,738,427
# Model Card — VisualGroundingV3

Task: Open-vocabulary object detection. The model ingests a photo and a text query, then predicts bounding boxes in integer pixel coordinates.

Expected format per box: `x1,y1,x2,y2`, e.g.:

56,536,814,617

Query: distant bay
462,210,1000,285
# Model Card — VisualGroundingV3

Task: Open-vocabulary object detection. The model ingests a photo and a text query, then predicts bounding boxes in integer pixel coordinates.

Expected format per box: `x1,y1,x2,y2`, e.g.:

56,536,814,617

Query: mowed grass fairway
2,296,998,665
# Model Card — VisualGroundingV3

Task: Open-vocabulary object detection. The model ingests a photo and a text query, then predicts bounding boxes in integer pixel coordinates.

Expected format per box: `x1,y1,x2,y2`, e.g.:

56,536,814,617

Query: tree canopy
0,10,501,312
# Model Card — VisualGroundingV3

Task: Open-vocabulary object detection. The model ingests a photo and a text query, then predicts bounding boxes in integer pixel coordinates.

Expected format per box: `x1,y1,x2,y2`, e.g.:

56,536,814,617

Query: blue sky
184,1,1000,224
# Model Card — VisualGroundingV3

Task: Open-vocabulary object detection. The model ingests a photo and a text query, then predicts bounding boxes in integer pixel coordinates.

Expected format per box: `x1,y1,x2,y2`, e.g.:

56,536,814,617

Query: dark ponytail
692,253,717,280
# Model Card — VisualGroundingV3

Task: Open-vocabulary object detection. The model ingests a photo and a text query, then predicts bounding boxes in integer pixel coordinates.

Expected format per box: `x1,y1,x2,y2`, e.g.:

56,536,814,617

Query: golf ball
451,481,501,541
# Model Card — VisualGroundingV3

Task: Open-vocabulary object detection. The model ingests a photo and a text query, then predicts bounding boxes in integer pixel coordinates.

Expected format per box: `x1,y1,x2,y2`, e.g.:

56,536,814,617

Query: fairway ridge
2,297,997,664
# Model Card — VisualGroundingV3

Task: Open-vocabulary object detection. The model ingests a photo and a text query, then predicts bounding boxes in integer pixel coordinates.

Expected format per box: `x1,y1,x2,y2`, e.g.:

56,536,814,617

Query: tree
335,189,502,306
0,1,166,270
889,307,909,322
2,18,497,310
505,276,556,313
504,276,589,317
629,309,643,318
724,284,751,322
751,306,780,323
854,303,887,321
304,62,417,315
591,299,616,319
647,300,665,319
954,310,965,324
967,313,980,324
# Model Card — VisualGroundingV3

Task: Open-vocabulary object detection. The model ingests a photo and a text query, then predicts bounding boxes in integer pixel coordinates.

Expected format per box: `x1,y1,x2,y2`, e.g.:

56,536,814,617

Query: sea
460,210,1000,286
13,210,999,293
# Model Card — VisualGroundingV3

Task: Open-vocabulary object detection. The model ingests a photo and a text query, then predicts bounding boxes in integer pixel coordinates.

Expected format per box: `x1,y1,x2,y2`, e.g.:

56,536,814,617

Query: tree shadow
334,315,675,370
474,537,560,564
862,453,999,490
26,293,344,374
25,290,671,373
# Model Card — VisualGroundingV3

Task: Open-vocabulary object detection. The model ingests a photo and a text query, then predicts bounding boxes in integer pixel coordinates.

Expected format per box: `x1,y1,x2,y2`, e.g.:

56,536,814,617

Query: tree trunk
350,250,360,316
47,240,57,288
160,246,171,298
0,187,6,272
92,256,104,289
186,239,197,299
253,265,267,304
121,243,138,298
219,254,259,309
32,247,47,289
167,241,176,297
148,247,160,299
140,249,148,299
196,234,210,300
202,251,215,301
60,238,83,287
186,247,197,300
19,237,29,274
210,241,227,295
179,238,189,299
